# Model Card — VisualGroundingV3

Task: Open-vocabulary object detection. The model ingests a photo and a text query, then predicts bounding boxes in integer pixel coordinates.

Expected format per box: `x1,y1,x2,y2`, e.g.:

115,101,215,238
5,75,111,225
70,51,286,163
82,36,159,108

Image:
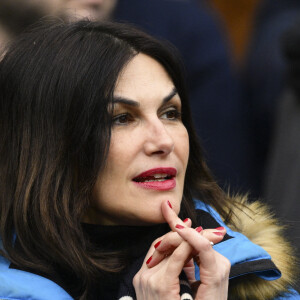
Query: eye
161,107,182,121
112,113,133,126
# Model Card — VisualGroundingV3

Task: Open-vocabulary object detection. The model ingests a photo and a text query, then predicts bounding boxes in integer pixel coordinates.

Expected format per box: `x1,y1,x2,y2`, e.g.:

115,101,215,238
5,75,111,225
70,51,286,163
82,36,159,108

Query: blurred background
0,0,299,290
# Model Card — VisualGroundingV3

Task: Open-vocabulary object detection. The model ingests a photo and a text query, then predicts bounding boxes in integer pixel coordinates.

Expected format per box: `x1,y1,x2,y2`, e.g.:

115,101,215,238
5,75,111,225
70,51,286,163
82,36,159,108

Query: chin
143,197,181,223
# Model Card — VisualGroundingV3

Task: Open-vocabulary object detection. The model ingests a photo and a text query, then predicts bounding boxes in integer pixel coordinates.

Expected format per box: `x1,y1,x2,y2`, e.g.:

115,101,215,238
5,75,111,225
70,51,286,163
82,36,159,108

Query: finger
155,226,225,254
149,225,225,268
183,217,192,228
202,226,226,236
144,212,192,269
201,227,226,245
183,258,196,283
139,236,165,271
174,225,216,270
161,200,190,231
164,238,195,279
145,199,192,269
154,223,192,253
148,223,192,268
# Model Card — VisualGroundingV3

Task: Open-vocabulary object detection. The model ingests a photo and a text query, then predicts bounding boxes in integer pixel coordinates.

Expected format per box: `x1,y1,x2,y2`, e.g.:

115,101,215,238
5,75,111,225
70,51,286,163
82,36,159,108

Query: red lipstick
132,167,177,191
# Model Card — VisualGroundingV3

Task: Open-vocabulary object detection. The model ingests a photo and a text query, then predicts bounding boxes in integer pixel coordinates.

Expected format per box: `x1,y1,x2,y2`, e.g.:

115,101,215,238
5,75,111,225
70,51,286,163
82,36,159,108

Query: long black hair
0,20,230,297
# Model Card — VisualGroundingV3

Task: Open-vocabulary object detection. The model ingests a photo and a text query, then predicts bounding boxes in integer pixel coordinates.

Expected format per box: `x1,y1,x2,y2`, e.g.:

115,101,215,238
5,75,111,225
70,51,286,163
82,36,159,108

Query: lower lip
133,178,176,191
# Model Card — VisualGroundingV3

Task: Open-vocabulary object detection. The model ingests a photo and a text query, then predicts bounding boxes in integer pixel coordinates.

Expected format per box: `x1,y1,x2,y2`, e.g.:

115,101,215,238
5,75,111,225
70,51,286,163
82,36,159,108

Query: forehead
114,53,175,101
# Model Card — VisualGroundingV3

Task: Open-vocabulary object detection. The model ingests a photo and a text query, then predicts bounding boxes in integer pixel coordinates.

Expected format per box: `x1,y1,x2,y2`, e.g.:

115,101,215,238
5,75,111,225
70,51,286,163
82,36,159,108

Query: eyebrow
112,87,178,107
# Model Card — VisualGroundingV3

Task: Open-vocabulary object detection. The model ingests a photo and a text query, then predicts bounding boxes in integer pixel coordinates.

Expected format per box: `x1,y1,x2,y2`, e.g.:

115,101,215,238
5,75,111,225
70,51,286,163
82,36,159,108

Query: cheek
106,134,133,170
175,126,189,167
98,131,137,188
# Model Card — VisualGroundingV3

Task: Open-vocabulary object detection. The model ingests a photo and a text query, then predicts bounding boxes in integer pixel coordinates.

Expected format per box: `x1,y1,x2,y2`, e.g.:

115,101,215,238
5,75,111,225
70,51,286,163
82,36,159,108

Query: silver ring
210,241,214,247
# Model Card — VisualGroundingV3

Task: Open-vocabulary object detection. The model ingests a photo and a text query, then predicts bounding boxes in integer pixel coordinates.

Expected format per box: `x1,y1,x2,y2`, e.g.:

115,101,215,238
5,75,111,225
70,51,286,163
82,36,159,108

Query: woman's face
85,53,189,225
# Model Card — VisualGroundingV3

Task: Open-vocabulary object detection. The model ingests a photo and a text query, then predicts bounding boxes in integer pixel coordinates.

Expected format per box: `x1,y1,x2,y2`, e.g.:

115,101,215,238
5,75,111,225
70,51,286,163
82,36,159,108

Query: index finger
161,200,189,231
174,226,216,270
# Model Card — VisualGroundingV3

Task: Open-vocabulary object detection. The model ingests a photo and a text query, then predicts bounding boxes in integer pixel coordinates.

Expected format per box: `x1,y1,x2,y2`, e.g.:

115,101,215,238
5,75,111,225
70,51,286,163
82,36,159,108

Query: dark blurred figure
0,0,61,45
264,22,300,291
0,0,116,46
60,0,117,21
242,0,300,196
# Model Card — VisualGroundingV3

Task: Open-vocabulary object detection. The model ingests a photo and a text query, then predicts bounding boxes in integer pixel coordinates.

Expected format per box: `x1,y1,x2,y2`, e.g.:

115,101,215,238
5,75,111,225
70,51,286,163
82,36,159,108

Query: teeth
133,173,172,183
153,173,168,179
144,178,166,182
144,179,165,182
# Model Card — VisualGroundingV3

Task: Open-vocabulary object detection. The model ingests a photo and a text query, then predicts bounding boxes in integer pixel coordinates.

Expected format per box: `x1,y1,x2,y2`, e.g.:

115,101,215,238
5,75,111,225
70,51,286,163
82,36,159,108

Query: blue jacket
0,198,299,299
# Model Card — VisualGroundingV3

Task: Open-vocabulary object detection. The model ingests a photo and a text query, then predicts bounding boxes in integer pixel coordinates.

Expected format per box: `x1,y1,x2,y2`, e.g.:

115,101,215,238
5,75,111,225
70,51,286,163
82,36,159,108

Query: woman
0,21,298,299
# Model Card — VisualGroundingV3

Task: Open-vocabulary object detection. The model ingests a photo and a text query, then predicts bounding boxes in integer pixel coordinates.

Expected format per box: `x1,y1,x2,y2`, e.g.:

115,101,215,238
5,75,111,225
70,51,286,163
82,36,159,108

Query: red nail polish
215,227,225,230
167,201,172,209
213,231,224,236
183,218,189,223
154,241,161,249
146,256,152,264
175,224,184,229
195,226,203,232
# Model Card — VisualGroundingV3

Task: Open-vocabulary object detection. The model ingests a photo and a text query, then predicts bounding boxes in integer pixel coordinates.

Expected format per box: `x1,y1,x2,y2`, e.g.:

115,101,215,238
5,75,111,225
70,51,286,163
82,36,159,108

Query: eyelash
161,107,182,121
112,107,182,126
112,113,133,126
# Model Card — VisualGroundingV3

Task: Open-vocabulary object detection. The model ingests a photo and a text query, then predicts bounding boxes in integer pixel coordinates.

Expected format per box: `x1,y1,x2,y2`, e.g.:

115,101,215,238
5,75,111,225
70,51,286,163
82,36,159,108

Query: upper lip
133,167,177,181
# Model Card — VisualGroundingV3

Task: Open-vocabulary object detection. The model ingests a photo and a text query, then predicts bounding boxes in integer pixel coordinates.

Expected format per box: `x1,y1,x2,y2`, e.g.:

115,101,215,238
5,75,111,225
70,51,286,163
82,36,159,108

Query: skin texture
85,53,190,225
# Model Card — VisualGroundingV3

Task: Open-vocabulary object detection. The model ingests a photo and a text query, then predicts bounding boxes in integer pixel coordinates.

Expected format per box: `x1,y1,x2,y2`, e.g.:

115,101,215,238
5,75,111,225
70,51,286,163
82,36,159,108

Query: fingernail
167,201,172,209
213,231,224,236
195,226,203,232
183,218,189,223
175,224,185,229
154,241,161,249
215,227,225,230
146,256,152,264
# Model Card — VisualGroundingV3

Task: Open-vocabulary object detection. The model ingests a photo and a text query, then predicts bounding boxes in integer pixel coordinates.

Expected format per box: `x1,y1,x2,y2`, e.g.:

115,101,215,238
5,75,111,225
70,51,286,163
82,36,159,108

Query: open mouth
133,173,173,183
132,168,177,190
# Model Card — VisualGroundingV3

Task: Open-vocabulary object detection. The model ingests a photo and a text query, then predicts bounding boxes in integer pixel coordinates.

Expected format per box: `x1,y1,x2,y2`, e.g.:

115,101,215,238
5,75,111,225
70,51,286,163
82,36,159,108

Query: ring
210,241,214,246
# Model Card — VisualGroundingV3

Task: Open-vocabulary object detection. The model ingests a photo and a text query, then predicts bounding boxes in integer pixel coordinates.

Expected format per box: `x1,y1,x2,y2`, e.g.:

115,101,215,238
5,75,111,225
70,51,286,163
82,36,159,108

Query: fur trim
225,195,299,300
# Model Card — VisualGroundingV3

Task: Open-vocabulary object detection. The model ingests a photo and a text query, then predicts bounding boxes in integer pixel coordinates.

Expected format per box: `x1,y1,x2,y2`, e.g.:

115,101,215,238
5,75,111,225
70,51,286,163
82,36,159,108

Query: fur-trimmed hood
227,195,299,300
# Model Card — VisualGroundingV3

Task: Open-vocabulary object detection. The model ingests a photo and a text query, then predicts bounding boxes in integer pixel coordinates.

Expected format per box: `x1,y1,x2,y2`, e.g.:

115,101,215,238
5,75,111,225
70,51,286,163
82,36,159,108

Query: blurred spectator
242,0,300,195
0,0,61,44
62,0,117,21
203,0,300,197
0,0,116,44
264,22,300,290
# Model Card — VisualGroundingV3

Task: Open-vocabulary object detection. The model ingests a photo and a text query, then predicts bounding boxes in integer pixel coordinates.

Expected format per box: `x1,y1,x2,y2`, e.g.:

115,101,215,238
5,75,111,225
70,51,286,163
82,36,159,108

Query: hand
153,201,230,299
133,201,230,300
172,223,230,300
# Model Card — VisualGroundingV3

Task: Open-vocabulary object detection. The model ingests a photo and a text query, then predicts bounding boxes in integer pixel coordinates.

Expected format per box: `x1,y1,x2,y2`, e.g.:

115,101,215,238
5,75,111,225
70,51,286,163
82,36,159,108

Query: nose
143,118,175,156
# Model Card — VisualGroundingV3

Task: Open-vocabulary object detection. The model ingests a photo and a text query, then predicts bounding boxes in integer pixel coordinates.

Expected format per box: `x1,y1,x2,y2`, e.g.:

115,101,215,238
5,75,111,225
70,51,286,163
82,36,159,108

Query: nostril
153,150,165,155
